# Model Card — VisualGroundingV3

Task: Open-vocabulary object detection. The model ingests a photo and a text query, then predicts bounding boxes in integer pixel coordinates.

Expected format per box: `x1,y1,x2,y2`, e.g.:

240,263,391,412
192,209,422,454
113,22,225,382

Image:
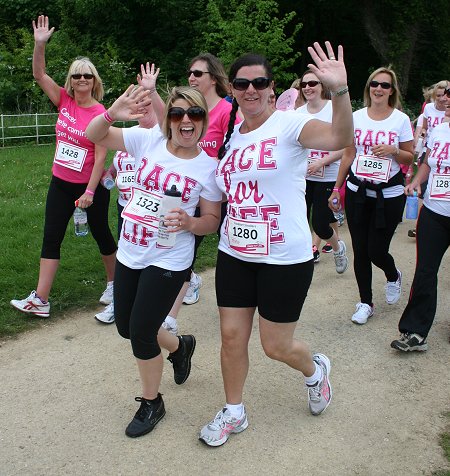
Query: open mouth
180,126,195,138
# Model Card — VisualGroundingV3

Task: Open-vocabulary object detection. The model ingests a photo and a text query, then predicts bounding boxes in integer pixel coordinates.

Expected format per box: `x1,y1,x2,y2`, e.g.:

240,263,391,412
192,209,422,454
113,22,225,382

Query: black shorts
215,250,314,323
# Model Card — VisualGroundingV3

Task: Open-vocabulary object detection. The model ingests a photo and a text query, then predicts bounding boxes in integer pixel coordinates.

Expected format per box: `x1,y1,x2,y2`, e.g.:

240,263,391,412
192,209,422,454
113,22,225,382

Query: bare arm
86,85,152,151
76,144,108,209
32,15,60,106
405,148,431,197
328,144,355,211
299,42,353,151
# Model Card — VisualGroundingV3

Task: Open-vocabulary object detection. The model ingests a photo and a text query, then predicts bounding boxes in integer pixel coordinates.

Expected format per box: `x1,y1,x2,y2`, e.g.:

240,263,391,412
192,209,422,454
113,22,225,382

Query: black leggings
41,176,117,259
305,180,337,240
345,187,405,304
398,206,450,337
114,260,189,359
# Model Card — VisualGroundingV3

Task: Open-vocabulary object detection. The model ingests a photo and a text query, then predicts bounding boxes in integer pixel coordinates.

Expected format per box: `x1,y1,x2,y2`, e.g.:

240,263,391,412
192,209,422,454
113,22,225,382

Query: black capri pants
114,260,189,359
215,250,314,323
41,176,117,259
305,180,337,240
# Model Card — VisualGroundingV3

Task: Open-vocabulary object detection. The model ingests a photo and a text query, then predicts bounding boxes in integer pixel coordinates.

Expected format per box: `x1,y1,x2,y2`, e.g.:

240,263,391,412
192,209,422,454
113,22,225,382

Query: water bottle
73,202,89,236
101,172,115,190
156,185,182,247
405,192,418,220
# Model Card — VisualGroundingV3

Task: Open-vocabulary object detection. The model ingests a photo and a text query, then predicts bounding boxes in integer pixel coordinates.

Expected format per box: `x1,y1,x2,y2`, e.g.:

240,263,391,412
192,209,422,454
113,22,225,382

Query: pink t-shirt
198,98,241,158
52,88,105,183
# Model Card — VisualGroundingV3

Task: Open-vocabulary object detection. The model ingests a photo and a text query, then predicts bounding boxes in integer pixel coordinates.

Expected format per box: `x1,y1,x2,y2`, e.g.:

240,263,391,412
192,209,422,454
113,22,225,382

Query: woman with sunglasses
86,86,222,438
297,70,347,269
390,87,450,352
329,67,414,325
198,42,353,447
10,15,117,318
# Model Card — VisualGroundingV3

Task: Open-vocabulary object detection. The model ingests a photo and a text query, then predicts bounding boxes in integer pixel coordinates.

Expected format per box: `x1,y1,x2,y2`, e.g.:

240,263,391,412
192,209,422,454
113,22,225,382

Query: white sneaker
183,273,202,305
99,281,113,305
334,240,348,274
10,290,50,318
162,317,178,335
385,269,402,305
351,302,374,325
95,302,115,324
199,407,248,447
307,353,332,416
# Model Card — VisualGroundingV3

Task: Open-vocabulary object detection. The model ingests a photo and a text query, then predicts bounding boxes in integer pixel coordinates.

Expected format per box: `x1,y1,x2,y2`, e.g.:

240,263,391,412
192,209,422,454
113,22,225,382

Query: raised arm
32,15,60,106
137,62,166,127
86,85,152,151
299,42,353,152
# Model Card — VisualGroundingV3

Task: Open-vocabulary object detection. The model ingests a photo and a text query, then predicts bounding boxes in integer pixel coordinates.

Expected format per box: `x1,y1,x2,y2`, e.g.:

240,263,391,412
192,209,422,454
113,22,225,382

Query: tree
198,0,301,91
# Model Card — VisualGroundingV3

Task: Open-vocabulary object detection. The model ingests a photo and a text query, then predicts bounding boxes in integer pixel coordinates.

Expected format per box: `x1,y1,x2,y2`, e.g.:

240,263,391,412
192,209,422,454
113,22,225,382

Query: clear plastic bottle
156,185,182,247
73,203,89,236
405,192,419,220
101,172,115,190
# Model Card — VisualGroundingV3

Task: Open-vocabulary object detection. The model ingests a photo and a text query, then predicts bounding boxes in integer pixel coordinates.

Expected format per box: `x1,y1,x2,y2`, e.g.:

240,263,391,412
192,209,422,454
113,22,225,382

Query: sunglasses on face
71,73,94,80
232,77,271,91
444,89,450,98
300,80,321,88
369,80,392,90
168,106,206,122
187,70,211,78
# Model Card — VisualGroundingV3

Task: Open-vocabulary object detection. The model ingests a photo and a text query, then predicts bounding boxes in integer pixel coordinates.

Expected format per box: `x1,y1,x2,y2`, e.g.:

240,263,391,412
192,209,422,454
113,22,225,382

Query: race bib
54,141,88,172
429,174,450,201
121,188,162,229
307,156,325,178
116,170,135,193
355,154,392,183
226,216,270,256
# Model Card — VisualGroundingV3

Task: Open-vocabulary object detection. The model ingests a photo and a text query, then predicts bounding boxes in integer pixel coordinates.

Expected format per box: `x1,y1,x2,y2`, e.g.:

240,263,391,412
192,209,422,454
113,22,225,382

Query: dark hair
218,53,273,161
299,69,331,102
189,52,229,98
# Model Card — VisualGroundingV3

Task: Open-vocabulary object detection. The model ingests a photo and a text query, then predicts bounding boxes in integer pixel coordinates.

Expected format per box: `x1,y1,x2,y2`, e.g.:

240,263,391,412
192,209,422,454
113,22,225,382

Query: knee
131,335,160,360
261,340,285,362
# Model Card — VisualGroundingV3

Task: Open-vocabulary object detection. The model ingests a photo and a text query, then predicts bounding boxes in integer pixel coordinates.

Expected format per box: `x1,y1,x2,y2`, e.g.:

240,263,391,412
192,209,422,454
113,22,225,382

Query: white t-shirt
297,101,340,182
118,127,222,270
423,122,450,217
423,103,446,143
216,110,313,264
348,107,413,198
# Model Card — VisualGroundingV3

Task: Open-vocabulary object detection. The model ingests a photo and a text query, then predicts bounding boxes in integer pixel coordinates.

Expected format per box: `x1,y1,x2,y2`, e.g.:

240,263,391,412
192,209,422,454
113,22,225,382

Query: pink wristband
103,110,115,123
85,189,95,196
333,187,340,192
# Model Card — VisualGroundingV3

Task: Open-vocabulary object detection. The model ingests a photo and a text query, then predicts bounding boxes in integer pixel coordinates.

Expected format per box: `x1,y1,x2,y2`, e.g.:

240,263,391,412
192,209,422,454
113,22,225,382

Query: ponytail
218,98,239,161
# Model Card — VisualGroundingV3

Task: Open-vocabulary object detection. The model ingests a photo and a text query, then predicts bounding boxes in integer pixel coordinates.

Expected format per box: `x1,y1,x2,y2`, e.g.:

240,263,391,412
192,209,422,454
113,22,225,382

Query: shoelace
308,383,322,402
133,397,151,420
209,410,229,429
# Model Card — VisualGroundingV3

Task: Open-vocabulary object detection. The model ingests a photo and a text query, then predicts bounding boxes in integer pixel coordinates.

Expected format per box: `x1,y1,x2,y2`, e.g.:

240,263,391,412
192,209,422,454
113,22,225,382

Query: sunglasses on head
168,106,206,122
369,80,392,90
232,77,271,91
71,73,94,80
300,80,321,88
187,70,211,78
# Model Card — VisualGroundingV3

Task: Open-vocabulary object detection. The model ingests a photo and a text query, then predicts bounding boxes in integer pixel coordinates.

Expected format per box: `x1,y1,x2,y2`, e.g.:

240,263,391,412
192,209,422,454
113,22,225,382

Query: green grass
434,413,450,475
0,144,218,338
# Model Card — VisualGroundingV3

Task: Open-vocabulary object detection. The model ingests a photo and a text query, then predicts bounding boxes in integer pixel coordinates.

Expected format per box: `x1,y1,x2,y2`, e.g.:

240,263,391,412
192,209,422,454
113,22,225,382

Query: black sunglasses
71,73,94,80
369,80,392,90
232,77,271,91
300,80,321,88
168,106,206,122
187,70,211,78
444,88,450,98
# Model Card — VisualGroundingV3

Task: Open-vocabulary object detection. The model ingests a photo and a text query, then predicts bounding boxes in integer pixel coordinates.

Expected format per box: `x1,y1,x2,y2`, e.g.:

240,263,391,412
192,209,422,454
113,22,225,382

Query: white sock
164,315,177,327
225,403,244,418
304,362,323,386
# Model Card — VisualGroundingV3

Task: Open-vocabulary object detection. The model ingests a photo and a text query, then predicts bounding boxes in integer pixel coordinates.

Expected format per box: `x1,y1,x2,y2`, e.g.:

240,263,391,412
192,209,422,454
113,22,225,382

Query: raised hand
137,62,160,91
107,85,152,122
307,41,347,93
32,15,55,44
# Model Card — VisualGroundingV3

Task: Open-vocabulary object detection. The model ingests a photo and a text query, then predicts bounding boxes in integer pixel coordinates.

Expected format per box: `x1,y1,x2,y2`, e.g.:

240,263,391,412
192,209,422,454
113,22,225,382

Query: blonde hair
363,66,400,109
431,80,449,100
162,86,209,140
64,57,104,101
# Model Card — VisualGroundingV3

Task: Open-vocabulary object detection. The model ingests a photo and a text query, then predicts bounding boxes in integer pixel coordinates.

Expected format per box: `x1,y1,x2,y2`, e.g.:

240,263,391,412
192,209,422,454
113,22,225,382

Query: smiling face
188,60,216,96
369,72,393,106
301,72,322,103
434,88,447,111
168,98,205,150
70,70,95,96
231,64,273,119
